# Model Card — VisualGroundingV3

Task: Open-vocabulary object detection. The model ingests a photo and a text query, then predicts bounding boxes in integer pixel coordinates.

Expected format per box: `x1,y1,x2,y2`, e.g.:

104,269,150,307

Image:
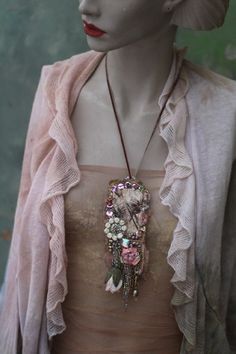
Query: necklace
103,53,182,309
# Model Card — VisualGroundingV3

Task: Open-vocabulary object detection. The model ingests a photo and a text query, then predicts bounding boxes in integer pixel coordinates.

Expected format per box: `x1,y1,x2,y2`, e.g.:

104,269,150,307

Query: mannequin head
78,0,183,52
78,0,229,52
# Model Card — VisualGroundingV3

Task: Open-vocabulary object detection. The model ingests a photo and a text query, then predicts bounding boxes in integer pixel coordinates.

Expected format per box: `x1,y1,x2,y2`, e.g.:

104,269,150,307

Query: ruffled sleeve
39,51,105,339
158,48,197,350
0,65,52,354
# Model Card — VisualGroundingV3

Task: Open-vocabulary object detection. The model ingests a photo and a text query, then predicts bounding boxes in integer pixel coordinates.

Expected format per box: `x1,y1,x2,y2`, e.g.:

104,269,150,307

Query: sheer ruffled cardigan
0,49,236,354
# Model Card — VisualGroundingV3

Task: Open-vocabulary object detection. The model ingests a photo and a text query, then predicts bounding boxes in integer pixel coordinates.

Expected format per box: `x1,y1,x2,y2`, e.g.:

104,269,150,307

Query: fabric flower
121,247,140,266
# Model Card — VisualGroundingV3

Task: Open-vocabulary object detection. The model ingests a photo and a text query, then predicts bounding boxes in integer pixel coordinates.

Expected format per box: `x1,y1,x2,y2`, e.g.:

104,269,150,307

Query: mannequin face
78,0,175,52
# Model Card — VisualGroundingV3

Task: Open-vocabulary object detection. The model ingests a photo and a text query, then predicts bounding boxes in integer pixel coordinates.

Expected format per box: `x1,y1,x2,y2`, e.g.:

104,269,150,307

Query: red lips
83,21,106,37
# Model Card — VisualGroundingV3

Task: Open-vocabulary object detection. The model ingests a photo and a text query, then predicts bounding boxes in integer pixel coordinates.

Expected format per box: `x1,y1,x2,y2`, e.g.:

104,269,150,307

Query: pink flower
137,211,149,226
121,247,140,266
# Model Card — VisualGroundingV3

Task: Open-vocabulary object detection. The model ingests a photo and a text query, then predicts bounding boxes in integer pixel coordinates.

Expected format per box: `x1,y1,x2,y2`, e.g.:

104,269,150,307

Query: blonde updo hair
171,0,229,30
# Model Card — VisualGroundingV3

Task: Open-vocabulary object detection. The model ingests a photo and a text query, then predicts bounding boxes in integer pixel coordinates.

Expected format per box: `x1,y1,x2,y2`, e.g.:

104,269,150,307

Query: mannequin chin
78,0,178,52
83,24,177,53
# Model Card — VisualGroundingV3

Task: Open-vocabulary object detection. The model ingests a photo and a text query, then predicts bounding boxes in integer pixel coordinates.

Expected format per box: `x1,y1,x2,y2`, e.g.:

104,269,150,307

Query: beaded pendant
103,52,183,308
104,176,151,308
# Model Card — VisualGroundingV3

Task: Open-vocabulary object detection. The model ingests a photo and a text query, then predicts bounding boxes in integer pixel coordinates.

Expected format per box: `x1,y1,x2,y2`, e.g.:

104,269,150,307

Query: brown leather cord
105,53,183,178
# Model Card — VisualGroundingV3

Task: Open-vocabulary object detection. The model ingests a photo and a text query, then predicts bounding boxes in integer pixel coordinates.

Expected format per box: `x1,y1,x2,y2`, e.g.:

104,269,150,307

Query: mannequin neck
104,26,177,121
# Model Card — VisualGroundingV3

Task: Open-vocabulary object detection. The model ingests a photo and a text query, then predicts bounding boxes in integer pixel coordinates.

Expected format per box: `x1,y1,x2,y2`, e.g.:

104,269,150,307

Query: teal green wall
178,2,236,78
0,1,236,284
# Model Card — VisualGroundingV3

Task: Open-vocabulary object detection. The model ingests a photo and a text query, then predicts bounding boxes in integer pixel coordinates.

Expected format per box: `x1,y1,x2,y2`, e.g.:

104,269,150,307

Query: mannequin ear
163,0,185,13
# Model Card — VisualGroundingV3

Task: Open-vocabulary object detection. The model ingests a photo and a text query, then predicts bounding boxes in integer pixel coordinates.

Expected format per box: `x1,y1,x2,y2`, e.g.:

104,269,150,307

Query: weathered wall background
0,1,236,284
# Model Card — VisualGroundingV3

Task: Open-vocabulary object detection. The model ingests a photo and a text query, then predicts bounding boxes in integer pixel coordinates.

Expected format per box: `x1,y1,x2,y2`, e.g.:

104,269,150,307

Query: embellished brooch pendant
104,176,151,308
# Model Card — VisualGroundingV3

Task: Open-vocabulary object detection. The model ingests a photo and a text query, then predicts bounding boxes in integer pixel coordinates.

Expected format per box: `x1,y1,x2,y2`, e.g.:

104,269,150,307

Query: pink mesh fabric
2,47,236,353
158,50,196,348
40,51,105,338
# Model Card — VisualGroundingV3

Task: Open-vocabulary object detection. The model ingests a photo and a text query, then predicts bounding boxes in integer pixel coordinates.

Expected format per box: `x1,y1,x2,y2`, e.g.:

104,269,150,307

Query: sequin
125,181,132,188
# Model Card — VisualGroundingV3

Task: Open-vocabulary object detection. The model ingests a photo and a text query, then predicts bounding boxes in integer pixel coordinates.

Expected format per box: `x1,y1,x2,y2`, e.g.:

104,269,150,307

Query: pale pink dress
52,164,183,353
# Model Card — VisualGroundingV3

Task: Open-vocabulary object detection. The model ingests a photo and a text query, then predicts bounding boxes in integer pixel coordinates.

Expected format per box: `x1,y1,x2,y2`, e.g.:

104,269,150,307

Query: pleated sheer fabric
171,0,229,30
52,165,183,354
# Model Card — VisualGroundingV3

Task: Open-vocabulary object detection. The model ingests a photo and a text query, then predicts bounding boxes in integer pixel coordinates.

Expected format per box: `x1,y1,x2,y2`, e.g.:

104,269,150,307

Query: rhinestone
122,238,129,247
109,218,114,224
112,235,117,241
104,228,109,234
119,220,125,225
105,222,110,228
114,217,119,223
107,233,112,239
106,211,113,217
121,225,127,231
117,233,123,239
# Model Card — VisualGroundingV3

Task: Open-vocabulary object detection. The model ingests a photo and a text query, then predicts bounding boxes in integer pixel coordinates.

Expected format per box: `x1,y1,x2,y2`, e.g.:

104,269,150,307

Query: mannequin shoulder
184,60,236,111
41,50,103,85
38,50,104,108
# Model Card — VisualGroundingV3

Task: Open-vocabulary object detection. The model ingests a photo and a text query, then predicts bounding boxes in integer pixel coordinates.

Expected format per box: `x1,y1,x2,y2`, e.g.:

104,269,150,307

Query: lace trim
39,51,105,339
158,52,196,349
39,122,81,337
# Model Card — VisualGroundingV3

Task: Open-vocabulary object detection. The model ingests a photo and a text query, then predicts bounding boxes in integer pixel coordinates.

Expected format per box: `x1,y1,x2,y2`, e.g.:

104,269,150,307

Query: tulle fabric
52,165,183,353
